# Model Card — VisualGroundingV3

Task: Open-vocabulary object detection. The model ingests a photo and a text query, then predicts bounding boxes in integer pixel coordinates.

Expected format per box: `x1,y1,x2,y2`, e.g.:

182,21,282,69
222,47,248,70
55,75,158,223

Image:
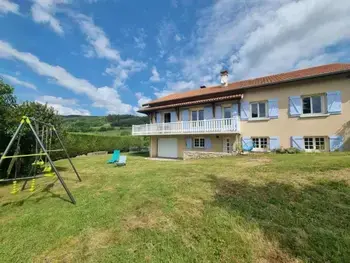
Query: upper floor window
164,113,171,123
223,107,231,119
302,95,324,115
250,102,267,119
191,110,204,121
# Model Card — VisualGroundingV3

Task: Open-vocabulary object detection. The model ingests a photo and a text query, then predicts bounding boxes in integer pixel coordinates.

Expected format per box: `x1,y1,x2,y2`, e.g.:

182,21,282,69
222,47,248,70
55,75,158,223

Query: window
194,138,205,148
192,110,204,121
304,137,325,151
302,95,323,114
252,137,268,149
164,113,171,123
250,102,267,118
224,107,231,119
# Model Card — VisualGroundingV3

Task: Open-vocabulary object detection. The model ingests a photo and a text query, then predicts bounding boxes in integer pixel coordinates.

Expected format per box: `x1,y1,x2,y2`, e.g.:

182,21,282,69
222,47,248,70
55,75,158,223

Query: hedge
56,133,145,158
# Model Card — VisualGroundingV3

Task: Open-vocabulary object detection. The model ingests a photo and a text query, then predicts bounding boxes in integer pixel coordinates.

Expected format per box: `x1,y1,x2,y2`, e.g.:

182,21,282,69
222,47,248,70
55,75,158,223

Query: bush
58,133,146,158
286,147,301,154
274,148,287,154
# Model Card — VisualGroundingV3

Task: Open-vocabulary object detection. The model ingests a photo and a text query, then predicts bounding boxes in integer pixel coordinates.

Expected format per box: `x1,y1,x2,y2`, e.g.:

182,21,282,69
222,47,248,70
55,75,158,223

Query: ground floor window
304,137,325,150
194,138,205,148
252,137,268,149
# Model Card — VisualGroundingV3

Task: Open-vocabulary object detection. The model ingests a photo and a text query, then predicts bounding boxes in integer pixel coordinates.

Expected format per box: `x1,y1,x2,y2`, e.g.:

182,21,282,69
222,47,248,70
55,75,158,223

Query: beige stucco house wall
148,74,350,158
240,75,350,150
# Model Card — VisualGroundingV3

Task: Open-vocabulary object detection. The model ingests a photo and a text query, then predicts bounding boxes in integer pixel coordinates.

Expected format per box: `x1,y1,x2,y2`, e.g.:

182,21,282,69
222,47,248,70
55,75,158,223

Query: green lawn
1,153,350,262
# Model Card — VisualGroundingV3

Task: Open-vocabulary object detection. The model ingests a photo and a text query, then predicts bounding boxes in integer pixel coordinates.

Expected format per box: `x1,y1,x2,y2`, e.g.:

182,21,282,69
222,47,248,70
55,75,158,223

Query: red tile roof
139,93,243,113
145,63,350,106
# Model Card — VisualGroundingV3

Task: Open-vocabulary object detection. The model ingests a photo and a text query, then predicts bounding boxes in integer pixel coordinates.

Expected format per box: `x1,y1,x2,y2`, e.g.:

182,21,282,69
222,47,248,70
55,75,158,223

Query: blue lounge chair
107,150,120,164
115,155,127,166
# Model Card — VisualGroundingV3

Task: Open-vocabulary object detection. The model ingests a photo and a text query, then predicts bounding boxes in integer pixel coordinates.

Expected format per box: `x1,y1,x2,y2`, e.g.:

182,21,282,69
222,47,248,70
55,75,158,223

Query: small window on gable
164,113,171,123
194,138,205,148
250,102,267,119
302,95,324,115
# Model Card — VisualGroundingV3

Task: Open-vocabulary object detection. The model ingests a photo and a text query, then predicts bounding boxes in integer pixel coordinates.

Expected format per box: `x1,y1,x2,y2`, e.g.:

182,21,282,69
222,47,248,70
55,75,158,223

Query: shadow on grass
207,175,350,262
127,151,149,157
1,181,72,207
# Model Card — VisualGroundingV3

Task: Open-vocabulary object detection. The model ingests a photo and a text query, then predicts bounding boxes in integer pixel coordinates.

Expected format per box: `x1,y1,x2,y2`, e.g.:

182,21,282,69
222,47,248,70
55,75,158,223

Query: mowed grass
0,153,350,263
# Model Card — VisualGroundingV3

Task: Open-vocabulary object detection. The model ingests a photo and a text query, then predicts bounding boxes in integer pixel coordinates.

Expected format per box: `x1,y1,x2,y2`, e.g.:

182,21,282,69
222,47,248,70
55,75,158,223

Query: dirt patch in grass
237,158,272,167
35,228,116,263
123,210,174,232
174,195,204,218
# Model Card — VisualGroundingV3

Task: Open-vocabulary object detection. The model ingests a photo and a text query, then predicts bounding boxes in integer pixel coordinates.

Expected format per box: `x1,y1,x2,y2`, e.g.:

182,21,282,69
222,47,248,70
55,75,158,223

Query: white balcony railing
132,117,240,136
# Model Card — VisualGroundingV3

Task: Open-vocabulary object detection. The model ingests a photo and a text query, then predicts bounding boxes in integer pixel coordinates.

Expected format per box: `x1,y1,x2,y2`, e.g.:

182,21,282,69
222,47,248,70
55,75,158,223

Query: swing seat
32,160,45,167
43,166,52,173
44,171,55,177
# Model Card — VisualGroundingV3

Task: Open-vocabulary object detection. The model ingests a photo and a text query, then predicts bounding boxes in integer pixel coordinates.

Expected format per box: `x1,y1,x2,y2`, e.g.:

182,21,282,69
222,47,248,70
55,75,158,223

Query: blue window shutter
240,101,250,120
289,96,302,117
156,112,161,123
205,138,212,149
269,136,280,150
232,104,239,117
182,109,189,121
268,99,279,119
327,91,342,114
329,136,344,151
215,105,222,119
291,136,304,150
204,106,213,120
242,137,253,151
170,111,177,122
186,138,192,149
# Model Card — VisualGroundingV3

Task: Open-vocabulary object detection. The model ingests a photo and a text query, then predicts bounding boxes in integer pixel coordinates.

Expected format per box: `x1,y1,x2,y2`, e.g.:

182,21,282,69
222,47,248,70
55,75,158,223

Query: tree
0,79,17,135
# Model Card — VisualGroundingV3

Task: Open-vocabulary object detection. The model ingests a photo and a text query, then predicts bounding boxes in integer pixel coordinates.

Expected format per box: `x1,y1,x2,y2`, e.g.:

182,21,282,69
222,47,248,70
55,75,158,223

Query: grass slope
0,153,350,262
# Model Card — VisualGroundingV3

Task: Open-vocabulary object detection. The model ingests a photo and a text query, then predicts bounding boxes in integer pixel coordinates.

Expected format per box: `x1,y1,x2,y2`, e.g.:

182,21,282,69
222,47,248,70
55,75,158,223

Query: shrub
56,133,146,158
286,147,301,154
274,148,287,154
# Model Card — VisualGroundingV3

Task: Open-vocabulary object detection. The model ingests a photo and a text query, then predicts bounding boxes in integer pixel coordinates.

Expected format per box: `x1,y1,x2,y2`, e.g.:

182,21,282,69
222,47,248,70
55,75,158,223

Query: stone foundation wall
183,151,238,160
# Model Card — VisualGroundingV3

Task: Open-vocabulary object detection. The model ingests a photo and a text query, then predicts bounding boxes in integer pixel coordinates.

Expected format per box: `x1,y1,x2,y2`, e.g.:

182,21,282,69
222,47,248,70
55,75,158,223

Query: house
132,63,350,158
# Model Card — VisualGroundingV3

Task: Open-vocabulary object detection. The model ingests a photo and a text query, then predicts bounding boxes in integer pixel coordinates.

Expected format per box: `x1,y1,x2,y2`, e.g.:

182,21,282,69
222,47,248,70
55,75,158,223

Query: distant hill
62,114,149,135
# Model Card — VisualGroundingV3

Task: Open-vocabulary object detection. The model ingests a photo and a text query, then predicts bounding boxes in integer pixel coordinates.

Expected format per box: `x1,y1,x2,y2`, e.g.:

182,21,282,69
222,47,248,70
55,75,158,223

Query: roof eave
143,68,350,107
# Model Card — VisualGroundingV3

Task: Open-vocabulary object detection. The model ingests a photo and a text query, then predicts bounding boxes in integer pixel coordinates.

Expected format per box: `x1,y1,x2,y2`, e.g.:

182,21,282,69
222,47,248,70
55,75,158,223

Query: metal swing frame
0,116,82,204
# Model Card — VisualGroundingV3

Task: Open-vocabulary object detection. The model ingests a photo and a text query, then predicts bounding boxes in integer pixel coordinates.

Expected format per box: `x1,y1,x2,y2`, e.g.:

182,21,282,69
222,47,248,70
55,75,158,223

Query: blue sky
0,0,349,116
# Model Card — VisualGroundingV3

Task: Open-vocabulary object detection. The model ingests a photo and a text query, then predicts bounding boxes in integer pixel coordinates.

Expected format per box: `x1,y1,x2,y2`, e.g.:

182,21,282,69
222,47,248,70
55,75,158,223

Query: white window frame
250,101,268,119
301,94,325,115
194,137,205,148
304,137,326,151
252,137,269,150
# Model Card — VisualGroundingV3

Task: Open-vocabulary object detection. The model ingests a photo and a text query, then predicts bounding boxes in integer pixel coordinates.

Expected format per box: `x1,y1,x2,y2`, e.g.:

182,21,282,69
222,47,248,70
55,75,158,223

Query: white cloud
36,95,91,116
174,34,182,42
1,74,37,90
156,0,350,98
155,80,195,98
149,66,161,82
0,0,20,15
156,19,178,57
135,92,151,107
31,0,68,35
134,28,147,50
74,13,146,88
0,40,133,114
37,95,77,105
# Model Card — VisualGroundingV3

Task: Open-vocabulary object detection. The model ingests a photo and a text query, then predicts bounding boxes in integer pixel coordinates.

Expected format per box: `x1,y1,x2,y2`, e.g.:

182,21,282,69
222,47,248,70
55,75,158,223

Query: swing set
0,116,82,204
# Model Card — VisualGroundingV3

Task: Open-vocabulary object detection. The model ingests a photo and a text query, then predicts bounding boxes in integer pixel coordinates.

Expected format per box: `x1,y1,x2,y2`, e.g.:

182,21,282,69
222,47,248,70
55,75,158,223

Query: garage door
158,138,178,158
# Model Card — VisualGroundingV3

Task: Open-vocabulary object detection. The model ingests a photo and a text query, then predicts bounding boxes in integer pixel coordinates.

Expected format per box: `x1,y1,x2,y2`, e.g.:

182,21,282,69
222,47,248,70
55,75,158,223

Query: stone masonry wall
183,151,238,160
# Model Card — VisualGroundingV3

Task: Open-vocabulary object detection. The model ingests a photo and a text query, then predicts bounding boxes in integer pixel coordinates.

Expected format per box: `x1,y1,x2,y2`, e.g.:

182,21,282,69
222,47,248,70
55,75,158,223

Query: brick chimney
220,70,228,87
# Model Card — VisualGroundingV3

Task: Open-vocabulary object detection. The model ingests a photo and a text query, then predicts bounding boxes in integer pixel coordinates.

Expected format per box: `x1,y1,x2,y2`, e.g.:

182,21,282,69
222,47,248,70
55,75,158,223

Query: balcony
132,117,240,136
